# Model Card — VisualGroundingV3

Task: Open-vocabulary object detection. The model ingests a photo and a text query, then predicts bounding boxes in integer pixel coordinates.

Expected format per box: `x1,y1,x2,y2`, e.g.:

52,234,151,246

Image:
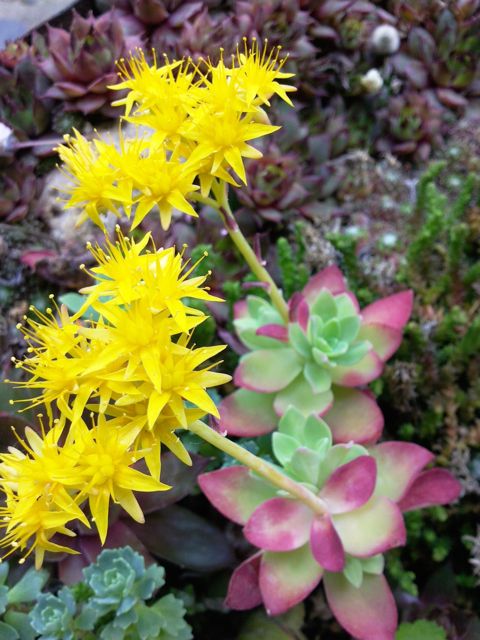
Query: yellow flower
56,130,132,229
81,229,222,332
60,415,169,543
0,493,81,569
0,420,88,568
230,38,296,108
184,106,279,184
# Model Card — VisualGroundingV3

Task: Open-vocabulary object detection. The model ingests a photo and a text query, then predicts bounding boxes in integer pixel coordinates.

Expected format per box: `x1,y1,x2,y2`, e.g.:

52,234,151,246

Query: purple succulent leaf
323,387,384,444
259,545,323,616
324,572,397,640
332,496,406,557
225,553,263,610
169,1,204,27
436,88,469,109
244,497,313,552
361,290,413,330
273,375,334,417
256,324,289,342
398,468,462,512
320,456,376,514
49,81,88,98
234,348,303,393
198,466,276,525
310,515,345,572
390,53,429,89
330,351,384,387
302,265,347,304
357,322,403,362
67,95,108,114
369,442,434,503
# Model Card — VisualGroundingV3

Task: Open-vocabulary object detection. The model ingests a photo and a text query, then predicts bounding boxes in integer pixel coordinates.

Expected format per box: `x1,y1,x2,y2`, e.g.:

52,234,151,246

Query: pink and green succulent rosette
199,408,461,640
220,266,413,444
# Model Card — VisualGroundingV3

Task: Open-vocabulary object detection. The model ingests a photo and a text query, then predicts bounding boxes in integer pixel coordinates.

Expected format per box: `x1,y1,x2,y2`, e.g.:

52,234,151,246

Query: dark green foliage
395,620,447,640
276,223,309,299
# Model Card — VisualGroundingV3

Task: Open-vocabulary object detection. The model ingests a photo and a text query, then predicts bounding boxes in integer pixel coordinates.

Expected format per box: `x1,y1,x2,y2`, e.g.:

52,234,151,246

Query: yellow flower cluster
2,230,230,565
57,40,295,230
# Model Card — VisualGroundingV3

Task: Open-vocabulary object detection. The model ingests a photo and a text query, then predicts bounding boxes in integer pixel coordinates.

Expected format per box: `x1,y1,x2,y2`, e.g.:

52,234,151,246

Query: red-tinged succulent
220,265,412,444
37,10,144,116
199,408,461,640
0,156,44,224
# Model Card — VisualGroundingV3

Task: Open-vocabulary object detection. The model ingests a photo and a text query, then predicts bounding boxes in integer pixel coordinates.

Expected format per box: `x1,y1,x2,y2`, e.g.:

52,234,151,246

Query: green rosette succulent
221,265,413,445
30,588,76,640
199,408,461,640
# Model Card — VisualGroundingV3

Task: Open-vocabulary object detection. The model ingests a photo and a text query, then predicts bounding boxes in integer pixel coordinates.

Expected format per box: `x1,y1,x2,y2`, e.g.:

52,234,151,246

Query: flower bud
371,24,401,55
361,69,384,94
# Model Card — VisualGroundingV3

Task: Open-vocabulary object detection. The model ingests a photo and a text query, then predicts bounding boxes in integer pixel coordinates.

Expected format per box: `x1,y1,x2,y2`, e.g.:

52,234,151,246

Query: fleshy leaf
287,448,323,485
198,467,276,525
361,291,413,331
272,433,301,466
332,497,406,557
225,554,263,610
219,389,277,437
371,442,434,502
256,324,289,342
302,266,347,303
320,456,376,514
343,556,363,588
330,351,383,386
323,388,384,444
259,545,323,616
310,515,345,572
274,375,333,417
235,349,302,393
357,323,402,362
398,469,461,512
244,498,313,552
324,572,397,640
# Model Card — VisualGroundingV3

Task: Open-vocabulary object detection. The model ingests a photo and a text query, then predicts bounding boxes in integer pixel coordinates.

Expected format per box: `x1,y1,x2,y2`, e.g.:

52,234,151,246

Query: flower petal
244,498,313,552
259,545,323,616
398,468,462,512
198,467,276,525
310,515,345,572
333,497,406,557
330,351,383,387
324,572,397,640
302,266,347,304
370,442,434,502
225,553,263,610
219,389,277,437
361,290,413,331
274,375,333,417
357,323,403,362
234,349,302,393
320,456,376,514
323,388,384,444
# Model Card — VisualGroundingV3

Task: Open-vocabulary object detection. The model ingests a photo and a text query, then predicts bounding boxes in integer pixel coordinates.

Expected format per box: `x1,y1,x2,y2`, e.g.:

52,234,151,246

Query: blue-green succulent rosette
220,266,413,444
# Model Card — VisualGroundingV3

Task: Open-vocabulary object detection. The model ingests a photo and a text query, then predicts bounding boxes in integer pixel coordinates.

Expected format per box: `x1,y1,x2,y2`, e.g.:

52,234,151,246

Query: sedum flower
58,42,294,231
59,415,169,544
199,408,461,640
220,265,413,445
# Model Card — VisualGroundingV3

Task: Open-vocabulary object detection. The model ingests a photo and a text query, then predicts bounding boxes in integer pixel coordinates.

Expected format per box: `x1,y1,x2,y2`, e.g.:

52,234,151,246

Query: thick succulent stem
192,188,289,322
187,420,327,517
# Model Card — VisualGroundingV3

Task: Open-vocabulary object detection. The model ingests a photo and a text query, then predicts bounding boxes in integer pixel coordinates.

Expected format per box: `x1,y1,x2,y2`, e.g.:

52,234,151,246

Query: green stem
192,189,289,322
188,420,327,517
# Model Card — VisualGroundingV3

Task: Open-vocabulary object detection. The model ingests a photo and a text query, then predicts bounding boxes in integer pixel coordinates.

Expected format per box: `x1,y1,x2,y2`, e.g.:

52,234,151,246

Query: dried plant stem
188,420,327,517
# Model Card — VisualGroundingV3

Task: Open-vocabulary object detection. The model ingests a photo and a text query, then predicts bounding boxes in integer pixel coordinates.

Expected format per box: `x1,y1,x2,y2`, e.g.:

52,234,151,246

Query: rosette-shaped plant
37,10,144,116
30,588,76,640
0,156,44,224
199,408,461,640
220,265,413,444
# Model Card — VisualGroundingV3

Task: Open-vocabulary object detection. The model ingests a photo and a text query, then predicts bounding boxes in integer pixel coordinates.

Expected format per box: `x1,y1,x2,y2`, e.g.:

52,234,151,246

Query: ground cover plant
0,2,479,639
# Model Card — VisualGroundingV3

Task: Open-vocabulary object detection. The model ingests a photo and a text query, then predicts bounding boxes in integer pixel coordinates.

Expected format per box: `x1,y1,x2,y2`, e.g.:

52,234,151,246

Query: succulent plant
0,53,52,139
37,10,144,117
0,562,49,639
30,589,76,640
199,407,461,640
0,156,44,224
220,265,412,444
